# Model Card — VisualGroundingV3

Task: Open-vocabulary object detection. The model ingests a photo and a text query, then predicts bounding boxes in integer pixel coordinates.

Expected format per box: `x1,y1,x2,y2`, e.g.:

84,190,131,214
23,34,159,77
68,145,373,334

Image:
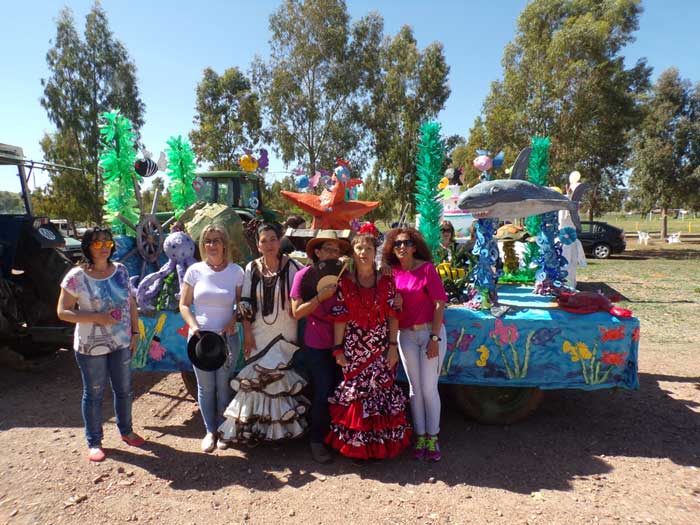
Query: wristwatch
429,333,441,342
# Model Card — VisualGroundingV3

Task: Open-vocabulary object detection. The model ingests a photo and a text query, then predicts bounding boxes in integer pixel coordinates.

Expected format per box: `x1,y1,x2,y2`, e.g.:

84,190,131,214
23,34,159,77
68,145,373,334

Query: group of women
58,222,448,464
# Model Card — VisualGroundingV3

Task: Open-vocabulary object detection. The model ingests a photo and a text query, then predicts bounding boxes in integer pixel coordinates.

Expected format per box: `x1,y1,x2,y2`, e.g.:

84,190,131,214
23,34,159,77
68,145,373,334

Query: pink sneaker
87,447,105,462
424,436,441,462
121,433,145,447
413,435,427,460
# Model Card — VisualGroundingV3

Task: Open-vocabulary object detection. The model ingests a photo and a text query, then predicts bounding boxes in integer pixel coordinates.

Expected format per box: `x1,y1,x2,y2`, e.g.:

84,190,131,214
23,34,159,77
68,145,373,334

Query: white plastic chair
637,231,649,245
667,232,681,244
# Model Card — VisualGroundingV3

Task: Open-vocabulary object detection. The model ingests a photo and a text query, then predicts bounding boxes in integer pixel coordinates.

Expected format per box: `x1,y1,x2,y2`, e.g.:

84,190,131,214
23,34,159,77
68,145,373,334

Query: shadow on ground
1,351,698,494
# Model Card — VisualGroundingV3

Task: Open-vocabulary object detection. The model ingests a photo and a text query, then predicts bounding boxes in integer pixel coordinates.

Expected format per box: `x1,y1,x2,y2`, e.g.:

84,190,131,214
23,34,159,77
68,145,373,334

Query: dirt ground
2,251,700,525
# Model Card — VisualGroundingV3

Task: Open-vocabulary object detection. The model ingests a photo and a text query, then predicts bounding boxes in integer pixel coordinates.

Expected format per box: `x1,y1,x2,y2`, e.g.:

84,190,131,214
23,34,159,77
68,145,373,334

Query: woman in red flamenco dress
326,230,412,459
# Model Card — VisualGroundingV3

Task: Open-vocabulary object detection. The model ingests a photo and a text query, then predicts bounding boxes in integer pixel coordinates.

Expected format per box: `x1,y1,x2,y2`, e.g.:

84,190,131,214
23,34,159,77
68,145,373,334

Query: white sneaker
201,432,216,453
216,438,230,450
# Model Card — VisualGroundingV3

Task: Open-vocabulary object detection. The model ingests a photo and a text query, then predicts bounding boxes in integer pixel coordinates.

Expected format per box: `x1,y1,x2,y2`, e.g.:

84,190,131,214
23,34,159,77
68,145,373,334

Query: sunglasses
394,240,415,248
91,240,114,249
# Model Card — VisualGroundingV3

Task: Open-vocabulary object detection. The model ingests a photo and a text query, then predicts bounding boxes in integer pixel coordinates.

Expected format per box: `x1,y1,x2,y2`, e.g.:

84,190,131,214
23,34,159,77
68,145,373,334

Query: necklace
206,259,227,271
259,257,281,325
355,269,378,311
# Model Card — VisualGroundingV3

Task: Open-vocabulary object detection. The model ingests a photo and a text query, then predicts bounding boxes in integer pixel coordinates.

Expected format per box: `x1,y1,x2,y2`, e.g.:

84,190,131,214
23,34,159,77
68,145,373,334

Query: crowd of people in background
58,219,449,465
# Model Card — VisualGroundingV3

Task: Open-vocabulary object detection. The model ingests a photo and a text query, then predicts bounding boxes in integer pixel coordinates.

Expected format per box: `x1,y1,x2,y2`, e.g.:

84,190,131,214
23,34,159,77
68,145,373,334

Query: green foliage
141,176,173,213
628,68,700,238
367,25,450,218
414,122,446,259
0,191,24,214
40,4,144,224
477,0,650,217
262,176,299,216
189,67,263,170
252,0,382,176
99,111,139,233
165,136,198,219
524,136,551,263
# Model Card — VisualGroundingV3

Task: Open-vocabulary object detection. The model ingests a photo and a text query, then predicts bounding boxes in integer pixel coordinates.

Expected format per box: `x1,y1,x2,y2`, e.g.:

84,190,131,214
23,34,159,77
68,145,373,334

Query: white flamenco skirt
218,335,308,442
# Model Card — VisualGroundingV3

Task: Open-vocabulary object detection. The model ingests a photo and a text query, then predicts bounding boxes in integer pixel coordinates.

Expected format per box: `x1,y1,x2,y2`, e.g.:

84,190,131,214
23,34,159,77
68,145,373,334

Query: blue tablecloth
133,285,639,391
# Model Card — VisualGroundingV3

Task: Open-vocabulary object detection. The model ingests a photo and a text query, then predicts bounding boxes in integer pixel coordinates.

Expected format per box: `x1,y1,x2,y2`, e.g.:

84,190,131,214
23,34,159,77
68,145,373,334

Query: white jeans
398,325,447,436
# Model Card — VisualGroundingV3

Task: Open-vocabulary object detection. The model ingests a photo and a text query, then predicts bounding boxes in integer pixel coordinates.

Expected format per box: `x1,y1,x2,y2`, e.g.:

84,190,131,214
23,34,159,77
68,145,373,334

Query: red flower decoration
489,319,519,345
600,351,627,366
358,222,379,238
632,326,640,342
599,326,625,342
176,324,189,338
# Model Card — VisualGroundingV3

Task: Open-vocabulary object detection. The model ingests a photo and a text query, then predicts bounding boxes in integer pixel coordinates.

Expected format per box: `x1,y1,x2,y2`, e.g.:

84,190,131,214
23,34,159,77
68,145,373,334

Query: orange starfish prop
281,176,380,229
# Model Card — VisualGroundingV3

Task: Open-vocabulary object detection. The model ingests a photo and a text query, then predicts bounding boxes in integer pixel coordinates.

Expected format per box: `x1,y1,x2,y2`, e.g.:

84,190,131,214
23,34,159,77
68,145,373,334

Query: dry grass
578,244,700,347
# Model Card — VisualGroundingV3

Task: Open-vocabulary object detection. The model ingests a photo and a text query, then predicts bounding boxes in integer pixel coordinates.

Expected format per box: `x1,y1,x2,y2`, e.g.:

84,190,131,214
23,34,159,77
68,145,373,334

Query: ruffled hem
325,428,412,459
224,392,309,423
219,417,307,442
328,402,408,432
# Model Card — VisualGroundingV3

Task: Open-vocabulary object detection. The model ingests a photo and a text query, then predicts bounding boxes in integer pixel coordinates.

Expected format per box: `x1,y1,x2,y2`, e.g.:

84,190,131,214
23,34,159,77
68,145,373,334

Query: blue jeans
75,347,134,448
304,346,341,444
193,334,240,433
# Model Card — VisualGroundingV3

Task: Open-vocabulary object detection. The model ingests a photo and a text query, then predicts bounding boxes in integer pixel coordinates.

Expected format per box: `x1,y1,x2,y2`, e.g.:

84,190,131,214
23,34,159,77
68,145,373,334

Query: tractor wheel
448,385,544,424
180,371,198,400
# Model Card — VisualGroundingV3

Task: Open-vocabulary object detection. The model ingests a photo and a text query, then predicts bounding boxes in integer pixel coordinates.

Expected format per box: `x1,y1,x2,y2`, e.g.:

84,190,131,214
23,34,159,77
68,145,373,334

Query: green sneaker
413,435,427,460
424,436,441,462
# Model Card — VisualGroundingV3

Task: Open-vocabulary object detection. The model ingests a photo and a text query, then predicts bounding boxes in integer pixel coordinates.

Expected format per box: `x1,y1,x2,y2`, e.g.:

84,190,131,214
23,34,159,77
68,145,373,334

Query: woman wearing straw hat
290,230,350,463
180,224,244,453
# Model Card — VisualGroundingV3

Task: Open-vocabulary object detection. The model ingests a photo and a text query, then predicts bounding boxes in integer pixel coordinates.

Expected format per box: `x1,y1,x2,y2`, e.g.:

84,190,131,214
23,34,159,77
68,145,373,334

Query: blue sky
1,0,698,193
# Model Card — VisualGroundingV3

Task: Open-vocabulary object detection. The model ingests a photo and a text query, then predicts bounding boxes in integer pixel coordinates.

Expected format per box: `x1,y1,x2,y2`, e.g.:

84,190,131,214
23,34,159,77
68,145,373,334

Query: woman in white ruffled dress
218,224,308,444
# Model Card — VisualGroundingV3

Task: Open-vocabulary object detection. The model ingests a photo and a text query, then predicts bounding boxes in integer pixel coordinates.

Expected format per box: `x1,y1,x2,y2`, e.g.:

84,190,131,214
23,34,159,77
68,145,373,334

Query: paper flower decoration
239,151,258,172
296,175,309,189
473,155,492,172
559,226,577,245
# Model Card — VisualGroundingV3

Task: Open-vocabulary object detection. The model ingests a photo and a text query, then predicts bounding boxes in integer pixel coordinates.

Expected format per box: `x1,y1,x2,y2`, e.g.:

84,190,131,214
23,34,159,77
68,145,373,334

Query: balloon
569,170,581,185
309,171,321,188
334,165,351,183
473,155,492,172
192,176,204,192
257,148,269,170
438,177,450,190
239,153,258,172
296,175,309,189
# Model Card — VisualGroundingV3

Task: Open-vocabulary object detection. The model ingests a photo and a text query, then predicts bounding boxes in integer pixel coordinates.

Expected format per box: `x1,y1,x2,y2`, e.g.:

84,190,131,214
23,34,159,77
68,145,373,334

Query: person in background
180,224,244,453
382,227,448,462
290,230,351,463
57,227,145,462
437,220,456,262
327,232,411,460
280,215,307,255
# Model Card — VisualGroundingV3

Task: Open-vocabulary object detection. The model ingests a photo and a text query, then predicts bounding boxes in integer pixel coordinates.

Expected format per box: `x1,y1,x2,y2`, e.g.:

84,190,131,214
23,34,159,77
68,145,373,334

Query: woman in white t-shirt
57,227,145,463
180,224,244,453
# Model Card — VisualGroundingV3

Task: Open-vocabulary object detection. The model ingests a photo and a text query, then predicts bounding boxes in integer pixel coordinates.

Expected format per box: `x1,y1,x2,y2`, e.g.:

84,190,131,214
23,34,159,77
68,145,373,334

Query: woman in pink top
383,227,447,461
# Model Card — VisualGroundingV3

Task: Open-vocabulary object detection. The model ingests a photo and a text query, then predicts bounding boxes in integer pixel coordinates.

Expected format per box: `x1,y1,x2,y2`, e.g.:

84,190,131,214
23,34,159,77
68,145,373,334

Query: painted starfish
281,176,380,229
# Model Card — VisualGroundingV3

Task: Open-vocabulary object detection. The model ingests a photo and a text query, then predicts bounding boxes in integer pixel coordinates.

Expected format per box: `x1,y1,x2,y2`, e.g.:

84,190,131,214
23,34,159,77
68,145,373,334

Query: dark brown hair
80,227,115,266
382,227,433,266
284,215,306,229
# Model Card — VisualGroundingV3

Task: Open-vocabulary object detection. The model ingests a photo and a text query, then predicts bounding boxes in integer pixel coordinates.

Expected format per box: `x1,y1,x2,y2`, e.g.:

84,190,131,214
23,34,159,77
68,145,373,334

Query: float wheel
448,385,544,424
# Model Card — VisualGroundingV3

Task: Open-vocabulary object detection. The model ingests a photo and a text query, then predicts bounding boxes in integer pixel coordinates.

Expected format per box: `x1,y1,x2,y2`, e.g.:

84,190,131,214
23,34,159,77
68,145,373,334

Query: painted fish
134,150,167,177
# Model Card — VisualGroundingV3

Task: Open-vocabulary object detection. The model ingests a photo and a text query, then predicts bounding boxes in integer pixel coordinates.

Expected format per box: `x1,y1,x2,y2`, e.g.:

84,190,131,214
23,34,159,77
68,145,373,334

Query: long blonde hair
199,223,234,263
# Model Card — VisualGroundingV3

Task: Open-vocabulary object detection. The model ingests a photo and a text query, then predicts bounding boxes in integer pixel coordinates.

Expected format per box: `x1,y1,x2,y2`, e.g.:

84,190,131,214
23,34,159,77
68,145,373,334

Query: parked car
578,221,626,259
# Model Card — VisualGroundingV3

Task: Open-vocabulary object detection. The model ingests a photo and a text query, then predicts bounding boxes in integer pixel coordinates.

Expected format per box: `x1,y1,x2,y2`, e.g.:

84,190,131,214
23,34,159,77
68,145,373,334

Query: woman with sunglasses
438,220,456,262
180,224,244,453
290,230,351,463
57,228,145,462
382,227,448,462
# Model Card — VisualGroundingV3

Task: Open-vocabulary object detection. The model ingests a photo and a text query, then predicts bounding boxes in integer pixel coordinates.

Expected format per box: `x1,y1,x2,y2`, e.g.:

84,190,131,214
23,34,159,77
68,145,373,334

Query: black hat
187,331,227,371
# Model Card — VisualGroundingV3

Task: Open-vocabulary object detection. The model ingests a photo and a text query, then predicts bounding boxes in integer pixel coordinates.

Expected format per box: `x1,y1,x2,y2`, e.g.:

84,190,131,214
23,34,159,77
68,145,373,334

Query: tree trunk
661,208,668,240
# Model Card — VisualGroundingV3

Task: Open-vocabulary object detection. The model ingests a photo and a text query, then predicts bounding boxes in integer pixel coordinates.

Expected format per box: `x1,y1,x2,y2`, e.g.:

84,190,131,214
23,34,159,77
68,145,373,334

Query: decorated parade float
103,110,639,424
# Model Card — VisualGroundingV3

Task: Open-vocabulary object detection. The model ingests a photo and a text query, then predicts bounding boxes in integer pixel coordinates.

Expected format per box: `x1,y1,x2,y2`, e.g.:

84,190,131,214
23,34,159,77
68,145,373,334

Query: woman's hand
223,318,238,336
93,311,119,326
387,345,399,369
426,339,439,359
392,292,403,311
317,284,337,302
335,353,348,368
